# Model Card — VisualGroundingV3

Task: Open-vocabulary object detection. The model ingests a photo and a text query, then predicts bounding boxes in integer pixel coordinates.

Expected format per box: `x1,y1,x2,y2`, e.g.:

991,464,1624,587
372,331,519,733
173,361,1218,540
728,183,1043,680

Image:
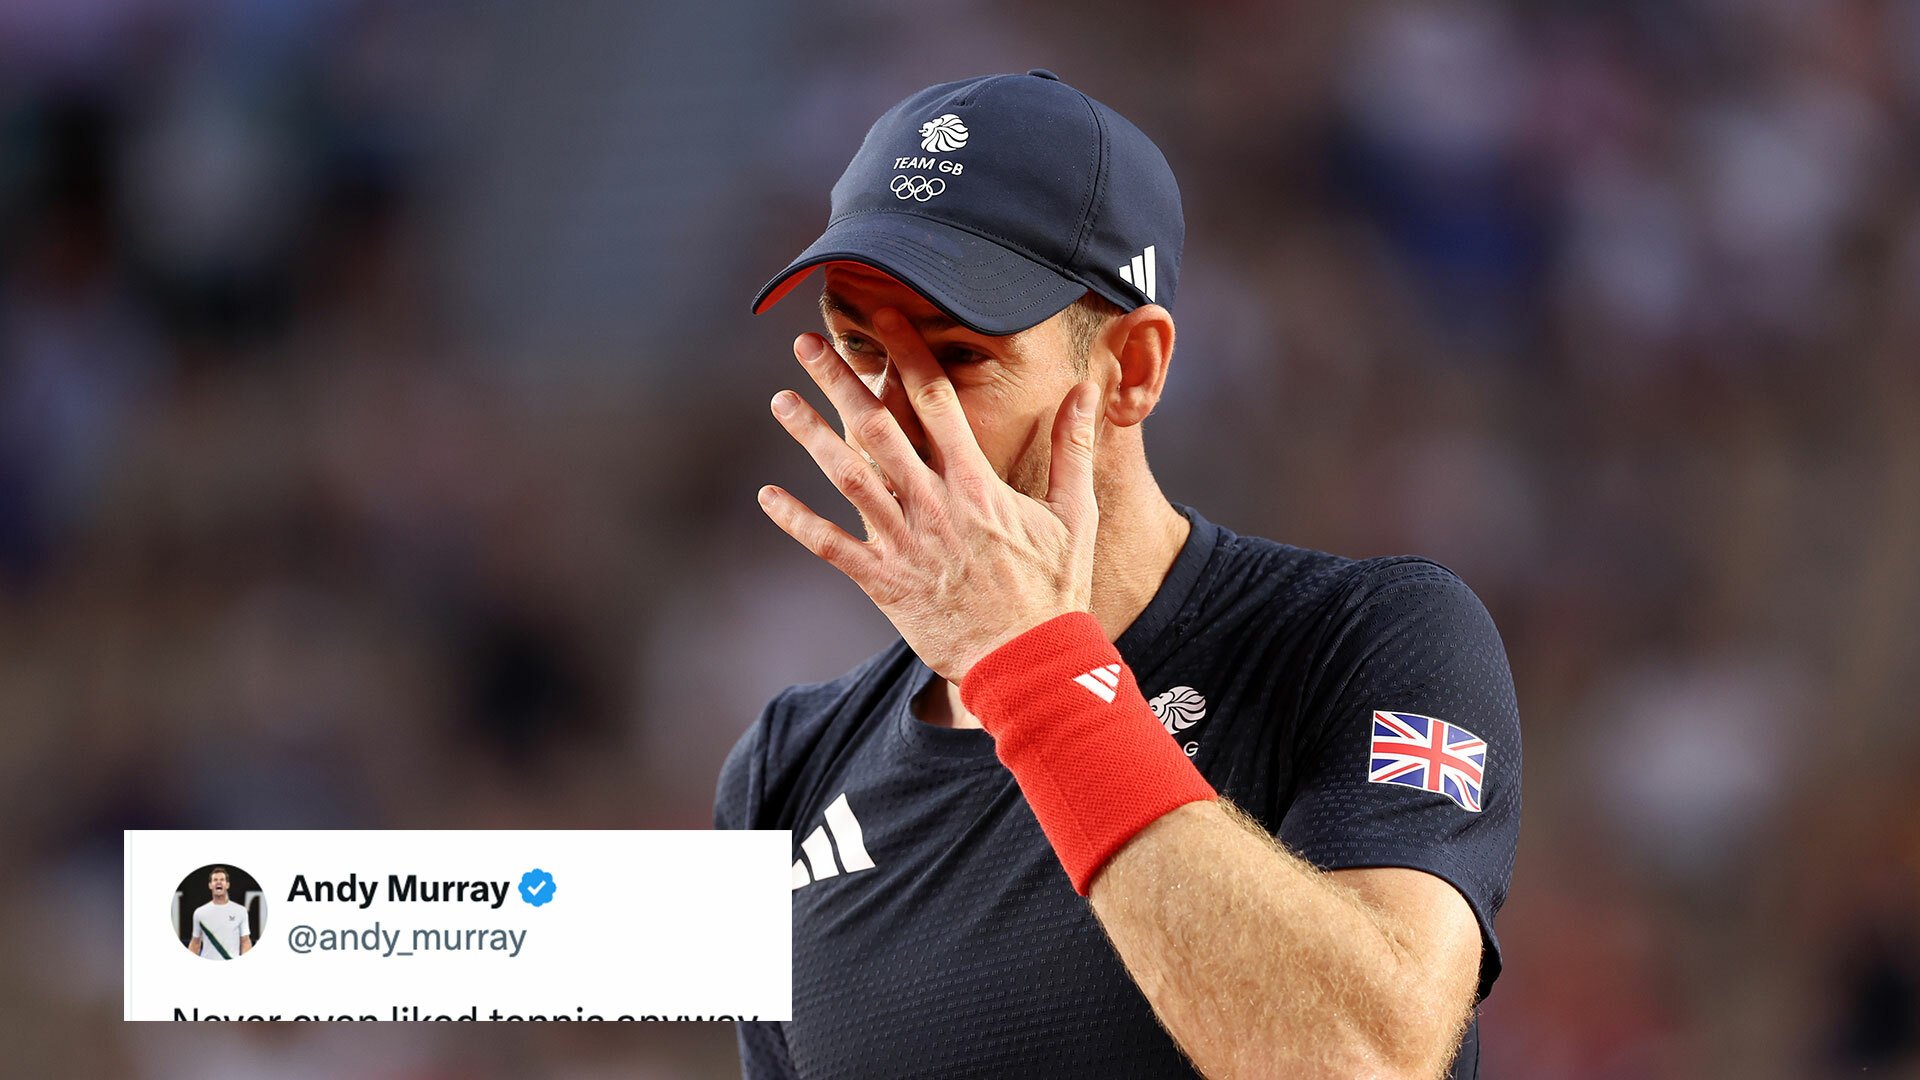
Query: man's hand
758,309,1102,682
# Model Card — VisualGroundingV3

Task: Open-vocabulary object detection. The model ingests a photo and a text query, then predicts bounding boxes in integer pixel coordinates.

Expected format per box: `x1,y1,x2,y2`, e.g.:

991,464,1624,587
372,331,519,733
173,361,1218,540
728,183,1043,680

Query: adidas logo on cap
1118,245,1157,302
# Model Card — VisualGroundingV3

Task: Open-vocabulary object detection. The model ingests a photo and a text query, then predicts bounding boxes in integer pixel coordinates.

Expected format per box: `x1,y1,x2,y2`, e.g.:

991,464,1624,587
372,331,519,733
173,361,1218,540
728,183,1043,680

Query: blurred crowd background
2,0,1916,1076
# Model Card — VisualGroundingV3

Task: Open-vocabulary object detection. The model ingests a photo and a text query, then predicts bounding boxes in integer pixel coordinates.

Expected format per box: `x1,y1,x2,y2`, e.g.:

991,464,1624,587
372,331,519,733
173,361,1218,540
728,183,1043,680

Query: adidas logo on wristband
1071,664,1123,703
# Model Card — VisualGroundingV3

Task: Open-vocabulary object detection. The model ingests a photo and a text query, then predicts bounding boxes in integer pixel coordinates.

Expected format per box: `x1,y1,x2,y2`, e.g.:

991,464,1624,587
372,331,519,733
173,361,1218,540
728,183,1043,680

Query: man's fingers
757,484,878,583
1046,381,1100,527
792,333,928,492
870,310,993,482
770,389,905,535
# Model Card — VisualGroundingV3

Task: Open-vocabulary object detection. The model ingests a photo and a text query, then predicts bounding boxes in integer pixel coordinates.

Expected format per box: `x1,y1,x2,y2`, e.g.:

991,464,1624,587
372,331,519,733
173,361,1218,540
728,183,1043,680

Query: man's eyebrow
818,290,861,327
818,289,967,338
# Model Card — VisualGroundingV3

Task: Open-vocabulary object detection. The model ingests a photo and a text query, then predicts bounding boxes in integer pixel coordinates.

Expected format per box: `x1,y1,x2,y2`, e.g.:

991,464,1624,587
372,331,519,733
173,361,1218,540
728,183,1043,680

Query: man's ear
1099,304,1174,428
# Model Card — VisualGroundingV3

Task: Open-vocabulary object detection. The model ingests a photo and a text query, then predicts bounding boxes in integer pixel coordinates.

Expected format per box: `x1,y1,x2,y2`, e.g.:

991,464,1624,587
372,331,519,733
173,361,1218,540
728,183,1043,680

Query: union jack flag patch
1368,711,1487,813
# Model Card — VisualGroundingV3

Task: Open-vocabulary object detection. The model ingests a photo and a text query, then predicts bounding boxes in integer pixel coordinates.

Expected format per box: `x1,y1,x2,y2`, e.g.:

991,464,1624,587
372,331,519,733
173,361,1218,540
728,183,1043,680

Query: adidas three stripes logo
1118,245,1157,301
1073,663,1123,703
792,792,875,891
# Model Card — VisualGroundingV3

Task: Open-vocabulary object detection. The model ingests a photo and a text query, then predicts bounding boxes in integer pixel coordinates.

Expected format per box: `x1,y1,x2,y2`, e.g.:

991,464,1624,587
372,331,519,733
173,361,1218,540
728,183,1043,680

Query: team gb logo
920,114,968,152
1148,686,1207,756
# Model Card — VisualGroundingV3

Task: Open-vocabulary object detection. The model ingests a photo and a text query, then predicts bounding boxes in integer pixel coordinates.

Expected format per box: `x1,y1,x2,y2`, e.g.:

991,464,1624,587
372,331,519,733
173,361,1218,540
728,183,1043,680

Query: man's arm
1084,565,1516,1079
239,936,252,955
188,933,202,956
1089,799,1479,1079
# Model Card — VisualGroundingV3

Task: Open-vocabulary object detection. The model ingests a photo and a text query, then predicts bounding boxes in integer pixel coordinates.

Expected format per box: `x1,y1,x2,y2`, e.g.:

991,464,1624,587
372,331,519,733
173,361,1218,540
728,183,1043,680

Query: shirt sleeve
736,1020,803,1080
1279,559,1522,1002
240,906,252,939
714,693,781,832
714,696,800,1079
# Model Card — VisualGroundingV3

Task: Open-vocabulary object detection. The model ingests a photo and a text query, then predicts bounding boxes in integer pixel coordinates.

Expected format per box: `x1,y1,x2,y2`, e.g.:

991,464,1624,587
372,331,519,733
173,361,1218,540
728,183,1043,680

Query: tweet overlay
125,830,792,1021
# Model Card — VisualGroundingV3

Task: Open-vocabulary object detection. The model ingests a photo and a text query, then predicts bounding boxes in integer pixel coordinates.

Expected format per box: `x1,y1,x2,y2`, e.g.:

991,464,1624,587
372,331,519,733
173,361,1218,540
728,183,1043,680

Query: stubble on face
1001,417,1055,502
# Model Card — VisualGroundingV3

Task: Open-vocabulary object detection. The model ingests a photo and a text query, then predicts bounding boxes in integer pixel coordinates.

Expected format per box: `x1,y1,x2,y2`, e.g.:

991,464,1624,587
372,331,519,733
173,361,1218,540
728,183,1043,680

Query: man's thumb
1046,382,1099,519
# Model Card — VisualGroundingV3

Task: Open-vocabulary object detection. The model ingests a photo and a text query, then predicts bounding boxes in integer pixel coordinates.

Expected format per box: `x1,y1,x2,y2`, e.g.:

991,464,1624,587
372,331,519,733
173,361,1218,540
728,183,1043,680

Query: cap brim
751,213,1087,336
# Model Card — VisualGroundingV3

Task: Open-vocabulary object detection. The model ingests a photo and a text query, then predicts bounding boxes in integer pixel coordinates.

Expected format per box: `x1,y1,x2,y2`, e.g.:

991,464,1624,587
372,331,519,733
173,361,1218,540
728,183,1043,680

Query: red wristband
960,612,1217,895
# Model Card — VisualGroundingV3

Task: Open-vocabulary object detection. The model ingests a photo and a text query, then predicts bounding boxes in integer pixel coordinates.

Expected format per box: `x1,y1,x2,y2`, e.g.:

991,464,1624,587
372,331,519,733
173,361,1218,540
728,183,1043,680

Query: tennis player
717,70,1520,1079
186,867,252,961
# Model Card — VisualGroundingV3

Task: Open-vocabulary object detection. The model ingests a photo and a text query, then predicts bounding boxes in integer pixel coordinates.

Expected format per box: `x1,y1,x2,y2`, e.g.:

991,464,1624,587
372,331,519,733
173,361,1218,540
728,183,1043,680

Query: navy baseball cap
752,69,1184,336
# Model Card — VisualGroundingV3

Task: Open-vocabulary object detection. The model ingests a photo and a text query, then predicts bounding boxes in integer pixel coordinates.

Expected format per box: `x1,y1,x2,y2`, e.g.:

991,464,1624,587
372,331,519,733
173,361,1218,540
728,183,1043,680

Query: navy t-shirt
714,505,1521,1079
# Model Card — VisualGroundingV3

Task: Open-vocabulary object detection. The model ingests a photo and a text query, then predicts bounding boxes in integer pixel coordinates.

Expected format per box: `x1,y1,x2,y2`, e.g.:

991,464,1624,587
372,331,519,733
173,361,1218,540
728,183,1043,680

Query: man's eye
836,333,985,369
833,337,888,388
836,335,889,368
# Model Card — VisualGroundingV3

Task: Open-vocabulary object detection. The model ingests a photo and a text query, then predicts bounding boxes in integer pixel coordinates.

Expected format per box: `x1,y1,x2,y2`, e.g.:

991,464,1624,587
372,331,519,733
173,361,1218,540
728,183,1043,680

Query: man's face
209,872,228,899
815,263,1089,514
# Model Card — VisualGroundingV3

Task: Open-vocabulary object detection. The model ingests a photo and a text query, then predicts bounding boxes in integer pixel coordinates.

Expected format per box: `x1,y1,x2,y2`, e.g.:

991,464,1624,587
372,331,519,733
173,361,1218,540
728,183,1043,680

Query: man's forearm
1087,799,1467,1080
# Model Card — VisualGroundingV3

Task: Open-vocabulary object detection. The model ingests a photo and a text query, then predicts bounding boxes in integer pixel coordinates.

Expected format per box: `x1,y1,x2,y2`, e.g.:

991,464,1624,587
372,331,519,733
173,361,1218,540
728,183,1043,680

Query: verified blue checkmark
518,868,557,907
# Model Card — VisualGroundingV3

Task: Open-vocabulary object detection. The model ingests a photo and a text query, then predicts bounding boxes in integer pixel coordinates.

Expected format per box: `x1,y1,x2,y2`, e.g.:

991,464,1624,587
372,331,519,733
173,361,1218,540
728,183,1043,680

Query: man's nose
853,361,931,465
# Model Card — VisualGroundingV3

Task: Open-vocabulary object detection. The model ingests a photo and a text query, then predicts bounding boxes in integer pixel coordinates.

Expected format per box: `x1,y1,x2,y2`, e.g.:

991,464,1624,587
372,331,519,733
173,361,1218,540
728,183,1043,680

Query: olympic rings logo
891,175,946,202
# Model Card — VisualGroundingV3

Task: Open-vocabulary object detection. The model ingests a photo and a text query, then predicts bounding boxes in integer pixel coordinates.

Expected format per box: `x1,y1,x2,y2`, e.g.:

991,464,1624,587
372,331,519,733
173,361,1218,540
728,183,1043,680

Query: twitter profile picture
175,864,264,960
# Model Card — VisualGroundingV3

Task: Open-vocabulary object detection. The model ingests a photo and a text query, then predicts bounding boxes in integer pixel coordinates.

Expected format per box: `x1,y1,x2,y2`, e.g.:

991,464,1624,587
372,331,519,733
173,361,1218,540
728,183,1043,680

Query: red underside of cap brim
751,212,1088,336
